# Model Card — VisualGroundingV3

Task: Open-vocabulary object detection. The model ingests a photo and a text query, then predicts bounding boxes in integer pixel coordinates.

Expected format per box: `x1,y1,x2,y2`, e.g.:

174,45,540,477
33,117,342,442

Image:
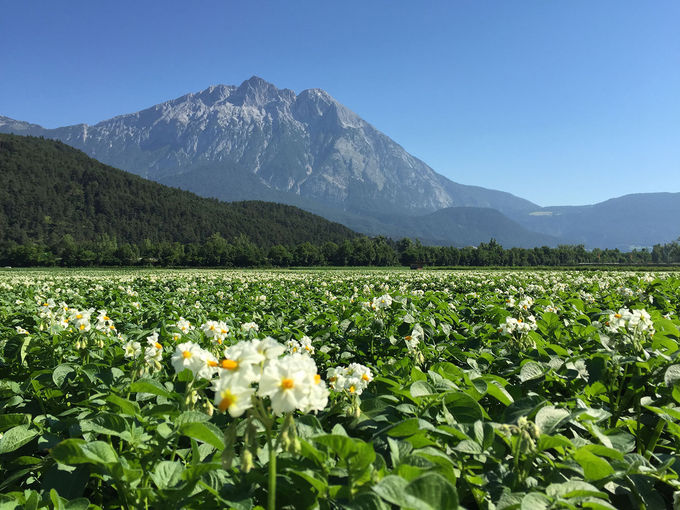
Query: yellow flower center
314,374,321,385
349,385,356,394
281,378,294,390
615,313,622,319
219,390,236,412
518,318,523,323
79,324,86,330
405,335,412,340
221,359,238,370
76,314,83,319
361,374,370,381
207,360,218,367
155,342,162,349
182,350,192,359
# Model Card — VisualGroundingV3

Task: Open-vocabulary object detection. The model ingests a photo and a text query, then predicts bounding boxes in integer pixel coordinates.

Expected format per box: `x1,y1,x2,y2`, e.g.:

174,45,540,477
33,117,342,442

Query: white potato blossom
606,308,654,337
173,317,194,334
171,341,205,376
327,363,373,395
518,297,534,311
144,334,164,371
498,315,537,336
241,322,259,333
372,294,393,310
201,320,230,345
123,340,142,359
258,353,327,415
209,338,328,417
405,324,424,352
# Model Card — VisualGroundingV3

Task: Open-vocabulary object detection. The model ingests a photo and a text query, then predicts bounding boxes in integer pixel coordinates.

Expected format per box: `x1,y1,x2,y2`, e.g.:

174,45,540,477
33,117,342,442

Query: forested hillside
0,134,357,247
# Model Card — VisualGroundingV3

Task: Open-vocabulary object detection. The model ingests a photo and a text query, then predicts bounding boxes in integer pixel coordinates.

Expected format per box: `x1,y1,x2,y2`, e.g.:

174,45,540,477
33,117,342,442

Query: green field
1,269,679,509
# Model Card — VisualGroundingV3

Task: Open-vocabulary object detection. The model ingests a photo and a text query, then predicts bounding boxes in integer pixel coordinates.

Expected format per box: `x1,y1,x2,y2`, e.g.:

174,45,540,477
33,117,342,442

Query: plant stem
267,428,277,510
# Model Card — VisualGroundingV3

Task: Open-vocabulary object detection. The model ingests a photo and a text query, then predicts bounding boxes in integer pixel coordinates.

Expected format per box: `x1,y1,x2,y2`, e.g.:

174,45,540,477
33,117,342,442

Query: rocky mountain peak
228,76,294,107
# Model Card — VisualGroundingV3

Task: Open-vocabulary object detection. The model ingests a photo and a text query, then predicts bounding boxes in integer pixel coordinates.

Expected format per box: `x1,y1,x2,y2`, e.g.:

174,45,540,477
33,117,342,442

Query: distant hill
0,134,357,247
510,193,680,250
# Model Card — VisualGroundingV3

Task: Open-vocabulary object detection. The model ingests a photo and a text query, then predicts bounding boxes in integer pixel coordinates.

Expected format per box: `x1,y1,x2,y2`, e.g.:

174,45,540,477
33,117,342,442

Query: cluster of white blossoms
286,336,314,355
168,337,327,418
605,308,655,337
327,363,373,395
241,322,259,333
498,315,537,336
201,320,230,345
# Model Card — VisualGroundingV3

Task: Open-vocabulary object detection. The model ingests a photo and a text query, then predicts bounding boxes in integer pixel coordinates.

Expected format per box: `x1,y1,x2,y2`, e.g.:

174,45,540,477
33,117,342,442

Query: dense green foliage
0,134,356,247
2,133,680,269
1,235,679,268
1,269,679,509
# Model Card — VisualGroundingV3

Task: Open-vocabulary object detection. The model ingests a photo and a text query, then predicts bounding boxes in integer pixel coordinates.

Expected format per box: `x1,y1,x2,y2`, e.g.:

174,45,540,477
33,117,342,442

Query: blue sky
1,1,678,206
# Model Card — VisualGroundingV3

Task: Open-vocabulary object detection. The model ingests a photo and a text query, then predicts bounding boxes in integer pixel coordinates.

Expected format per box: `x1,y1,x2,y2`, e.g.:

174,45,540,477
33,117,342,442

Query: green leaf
289,468,328,495
385,419,434,438
405,472,459,510
150,461,184,490
664,365,680,386
315,434,357,458
573,447,614,480
454,439,482,454
546,480,607,499
535,406,570,435
106,394,140,416
176,368,194,382
443,392,485,422
410,380,435,398
521,492,551,510
179,422,224,451
129,378,173,398
0,425,38,454
52,364,75,388
51,439,118,467
176,411,212,427
0,413,31,432
519,362,544,383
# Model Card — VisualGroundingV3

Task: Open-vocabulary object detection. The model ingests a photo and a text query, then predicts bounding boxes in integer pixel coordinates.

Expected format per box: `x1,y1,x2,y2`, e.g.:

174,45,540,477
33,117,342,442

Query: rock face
0,77,536,219
4,77,677,249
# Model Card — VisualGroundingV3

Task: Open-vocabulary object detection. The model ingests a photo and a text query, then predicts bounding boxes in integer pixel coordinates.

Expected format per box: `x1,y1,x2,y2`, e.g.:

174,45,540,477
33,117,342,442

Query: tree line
2,235,679,268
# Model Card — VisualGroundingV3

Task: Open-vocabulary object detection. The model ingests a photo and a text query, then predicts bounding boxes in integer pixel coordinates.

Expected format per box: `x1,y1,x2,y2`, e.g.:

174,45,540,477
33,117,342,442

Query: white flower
241,322,259,333
201,320,230,345
171,341,204,376
372,294,392,310
123,340,141,359
405,324,424,352
211,377,255,417
327,363,373,395
251,337,286,359
258,354,326,415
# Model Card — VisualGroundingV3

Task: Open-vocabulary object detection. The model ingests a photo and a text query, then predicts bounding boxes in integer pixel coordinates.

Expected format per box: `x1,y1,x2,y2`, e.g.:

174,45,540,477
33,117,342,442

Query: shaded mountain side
160,167,557,248
0,134,357,247
510,193,680,249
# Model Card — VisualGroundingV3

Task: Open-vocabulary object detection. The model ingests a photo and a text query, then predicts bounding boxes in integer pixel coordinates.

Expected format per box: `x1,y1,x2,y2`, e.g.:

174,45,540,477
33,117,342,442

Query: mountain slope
0,77,538,220
510,193,680,249
0,134,357,247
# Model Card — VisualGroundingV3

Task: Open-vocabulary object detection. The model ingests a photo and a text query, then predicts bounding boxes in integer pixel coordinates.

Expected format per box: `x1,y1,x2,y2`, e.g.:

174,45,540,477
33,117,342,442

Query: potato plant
0,268,679,509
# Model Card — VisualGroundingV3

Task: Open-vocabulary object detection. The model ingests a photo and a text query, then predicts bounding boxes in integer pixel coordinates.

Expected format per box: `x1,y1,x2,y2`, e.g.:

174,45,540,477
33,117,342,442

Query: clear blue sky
2,1,678,206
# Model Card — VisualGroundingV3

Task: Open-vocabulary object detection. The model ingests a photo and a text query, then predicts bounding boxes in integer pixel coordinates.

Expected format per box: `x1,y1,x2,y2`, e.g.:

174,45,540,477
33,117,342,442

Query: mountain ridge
2,76,678,249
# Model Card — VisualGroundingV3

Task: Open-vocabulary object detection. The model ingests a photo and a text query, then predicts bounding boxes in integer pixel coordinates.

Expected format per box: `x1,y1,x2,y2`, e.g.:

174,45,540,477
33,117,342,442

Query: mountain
2,77,677,249
0,77,543,247
0,133,357,247
509,193,680,250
